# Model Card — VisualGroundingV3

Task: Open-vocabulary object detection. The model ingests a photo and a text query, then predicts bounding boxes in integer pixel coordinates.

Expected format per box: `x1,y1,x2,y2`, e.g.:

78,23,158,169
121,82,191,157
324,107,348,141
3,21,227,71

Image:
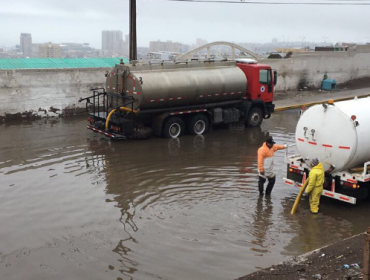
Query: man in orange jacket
257,136,287,196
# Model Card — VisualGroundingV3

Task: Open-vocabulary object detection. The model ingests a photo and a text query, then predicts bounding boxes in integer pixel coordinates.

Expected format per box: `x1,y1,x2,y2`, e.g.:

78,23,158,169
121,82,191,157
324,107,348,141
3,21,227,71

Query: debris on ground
237,233,364,280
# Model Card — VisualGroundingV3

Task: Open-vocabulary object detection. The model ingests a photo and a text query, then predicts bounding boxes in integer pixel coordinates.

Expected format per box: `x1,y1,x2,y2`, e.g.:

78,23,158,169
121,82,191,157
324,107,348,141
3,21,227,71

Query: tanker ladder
79,88,151,140
283,145,370,205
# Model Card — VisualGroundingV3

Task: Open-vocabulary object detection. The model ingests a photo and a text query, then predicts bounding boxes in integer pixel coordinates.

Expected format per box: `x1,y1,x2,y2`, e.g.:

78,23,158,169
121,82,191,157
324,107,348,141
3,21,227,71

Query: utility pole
129,0,137,62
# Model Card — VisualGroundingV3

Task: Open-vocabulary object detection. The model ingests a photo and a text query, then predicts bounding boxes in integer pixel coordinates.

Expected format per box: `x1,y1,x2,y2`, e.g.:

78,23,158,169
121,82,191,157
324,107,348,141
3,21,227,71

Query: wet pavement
1,112,370,280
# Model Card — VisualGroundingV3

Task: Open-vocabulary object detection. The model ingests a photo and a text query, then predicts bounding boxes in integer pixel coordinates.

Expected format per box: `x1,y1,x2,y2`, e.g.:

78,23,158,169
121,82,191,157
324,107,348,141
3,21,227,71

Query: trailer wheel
162,117,185,138
187,114,209,135
245,107,263,127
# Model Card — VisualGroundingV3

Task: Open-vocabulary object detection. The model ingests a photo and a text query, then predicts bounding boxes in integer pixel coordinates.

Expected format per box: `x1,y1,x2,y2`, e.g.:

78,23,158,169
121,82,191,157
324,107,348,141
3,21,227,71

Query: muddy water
1,112,370,280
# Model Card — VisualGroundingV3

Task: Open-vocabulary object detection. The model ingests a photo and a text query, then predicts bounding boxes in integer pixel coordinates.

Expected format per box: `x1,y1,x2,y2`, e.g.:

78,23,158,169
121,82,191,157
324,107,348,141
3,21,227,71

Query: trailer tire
162,117,185,138
245,107,263,128
187,114,209,135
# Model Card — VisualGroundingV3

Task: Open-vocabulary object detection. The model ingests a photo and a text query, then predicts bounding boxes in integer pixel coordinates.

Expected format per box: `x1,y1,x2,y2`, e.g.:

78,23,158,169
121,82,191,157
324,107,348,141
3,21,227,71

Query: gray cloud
1,0,369,48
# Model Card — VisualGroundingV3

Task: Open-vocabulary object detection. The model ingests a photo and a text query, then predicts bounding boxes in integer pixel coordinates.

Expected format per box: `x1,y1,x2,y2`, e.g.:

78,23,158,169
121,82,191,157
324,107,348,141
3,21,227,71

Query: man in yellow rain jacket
257,136,287,196
305,158,325,214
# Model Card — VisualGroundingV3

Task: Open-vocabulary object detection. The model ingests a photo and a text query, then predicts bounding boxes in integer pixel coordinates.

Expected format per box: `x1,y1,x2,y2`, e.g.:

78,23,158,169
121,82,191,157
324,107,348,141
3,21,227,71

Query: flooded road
1,112,370,280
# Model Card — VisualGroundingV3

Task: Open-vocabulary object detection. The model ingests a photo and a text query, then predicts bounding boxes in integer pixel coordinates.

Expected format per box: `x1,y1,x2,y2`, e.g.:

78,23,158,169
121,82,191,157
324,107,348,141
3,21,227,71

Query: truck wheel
187,114,209,135
162,117,185,138
245,107,263,128
130,127,153,140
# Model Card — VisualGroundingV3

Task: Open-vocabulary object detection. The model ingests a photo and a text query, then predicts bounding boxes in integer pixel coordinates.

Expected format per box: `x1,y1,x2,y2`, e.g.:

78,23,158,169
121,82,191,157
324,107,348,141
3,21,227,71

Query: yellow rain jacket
305,162,325,213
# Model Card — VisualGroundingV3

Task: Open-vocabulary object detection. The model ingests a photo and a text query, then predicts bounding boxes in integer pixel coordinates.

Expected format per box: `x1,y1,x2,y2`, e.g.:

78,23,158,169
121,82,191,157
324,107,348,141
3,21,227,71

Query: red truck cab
236,59,277,120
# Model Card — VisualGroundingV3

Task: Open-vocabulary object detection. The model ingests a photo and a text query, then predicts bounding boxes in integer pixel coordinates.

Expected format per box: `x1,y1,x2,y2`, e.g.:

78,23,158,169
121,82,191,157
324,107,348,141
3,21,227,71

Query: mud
238,233,365,280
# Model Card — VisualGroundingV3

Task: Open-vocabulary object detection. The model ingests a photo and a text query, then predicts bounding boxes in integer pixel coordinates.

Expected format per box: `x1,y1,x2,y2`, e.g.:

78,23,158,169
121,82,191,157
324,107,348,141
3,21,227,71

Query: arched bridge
177,41,260,60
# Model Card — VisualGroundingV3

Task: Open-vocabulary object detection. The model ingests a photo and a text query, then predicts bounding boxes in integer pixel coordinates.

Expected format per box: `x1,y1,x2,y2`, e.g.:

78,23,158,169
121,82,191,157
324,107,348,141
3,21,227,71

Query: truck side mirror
273,70,277,86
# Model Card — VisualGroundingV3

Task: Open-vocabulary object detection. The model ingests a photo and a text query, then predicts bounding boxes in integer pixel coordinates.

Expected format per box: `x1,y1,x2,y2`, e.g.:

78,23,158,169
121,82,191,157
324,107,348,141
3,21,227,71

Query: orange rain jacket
257,143,286,173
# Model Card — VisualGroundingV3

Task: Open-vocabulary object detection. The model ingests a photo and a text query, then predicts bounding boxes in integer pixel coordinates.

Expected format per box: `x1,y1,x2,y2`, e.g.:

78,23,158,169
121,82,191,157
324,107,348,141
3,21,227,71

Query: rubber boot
265,176,276,196
258,176,266,195
309,187,323,214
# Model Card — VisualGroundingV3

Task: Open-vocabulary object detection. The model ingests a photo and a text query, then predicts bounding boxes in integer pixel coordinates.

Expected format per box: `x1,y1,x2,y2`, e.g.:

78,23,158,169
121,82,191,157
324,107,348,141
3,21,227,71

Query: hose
350,165,370,173
105,106,138,129
291,178,309,215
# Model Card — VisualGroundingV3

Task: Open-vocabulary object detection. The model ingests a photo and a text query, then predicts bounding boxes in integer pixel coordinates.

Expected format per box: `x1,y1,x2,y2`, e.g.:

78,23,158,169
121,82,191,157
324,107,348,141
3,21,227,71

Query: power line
168,0,370,5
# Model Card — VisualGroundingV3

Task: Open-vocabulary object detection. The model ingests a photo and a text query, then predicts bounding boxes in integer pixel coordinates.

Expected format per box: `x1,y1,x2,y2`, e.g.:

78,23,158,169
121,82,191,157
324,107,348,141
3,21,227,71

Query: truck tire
245,107,263,128
162,117,185,138
187,114,209,135
130,127,153,140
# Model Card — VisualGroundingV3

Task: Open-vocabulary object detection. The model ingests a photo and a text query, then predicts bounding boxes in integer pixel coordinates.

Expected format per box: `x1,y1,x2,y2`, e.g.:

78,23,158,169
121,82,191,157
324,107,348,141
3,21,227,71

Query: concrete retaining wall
262,48,370,91
1,48,370,119
0,68,109,119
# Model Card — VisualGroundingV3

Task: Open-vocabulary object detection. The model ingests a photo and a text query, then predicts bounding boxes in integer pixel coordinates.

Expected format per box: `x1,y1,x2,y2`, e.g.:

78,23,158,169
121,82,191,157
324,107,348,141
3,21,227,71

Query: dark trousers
258,176,276,195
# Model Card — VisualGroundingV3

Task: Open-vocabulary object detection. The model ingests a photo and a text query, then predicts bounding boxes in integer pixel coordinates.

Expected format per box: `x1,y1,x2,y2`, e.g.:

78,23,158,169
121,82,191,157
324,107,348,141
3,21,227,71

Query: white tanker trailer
284,97,370,204
79,59,277,140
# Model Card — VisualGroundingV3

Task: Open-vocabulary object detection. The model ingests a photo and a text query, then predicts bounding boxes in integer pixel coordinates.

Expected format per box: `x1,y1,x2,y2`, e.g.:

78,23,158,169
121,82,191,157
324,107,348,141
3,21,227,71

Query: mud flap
152,112,170,137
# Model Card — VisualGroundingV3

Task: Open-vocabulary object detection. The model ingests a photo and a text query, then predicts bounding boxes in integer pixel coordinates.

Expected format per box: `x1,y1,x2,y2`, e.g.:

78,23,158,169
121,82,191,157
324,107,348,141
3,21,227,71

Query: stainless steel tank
106,61,247,110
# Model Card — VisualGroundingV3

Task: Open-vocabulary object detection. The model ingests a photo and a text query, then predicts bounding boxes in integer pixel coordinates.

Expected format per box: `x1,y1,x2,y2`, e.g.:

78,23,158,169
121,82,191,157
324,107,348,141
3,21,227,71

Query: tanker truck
284,98,370,204
79,59,277,140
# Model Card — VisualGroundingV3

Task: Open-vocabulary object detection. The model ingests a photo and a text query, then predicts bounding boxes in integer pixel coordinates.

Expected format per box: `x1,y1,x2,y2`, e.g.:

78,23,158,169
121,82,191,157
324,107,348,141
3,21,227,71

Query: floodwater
1,111,370,280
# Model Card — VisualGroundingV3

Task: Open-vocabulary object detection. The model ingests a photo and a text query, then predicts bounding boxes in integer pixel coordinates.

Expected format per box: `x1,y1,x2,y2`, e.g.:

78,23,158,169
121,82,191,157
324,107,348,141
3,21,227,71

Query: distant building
271,38,278,44
195,38,208,48
149,40,190,53
102,30,124,55
137,47,149,59
274,48,308,53
147,52,171,60
39,42,62,58
20,33,32,57
124,34,129,57
32,44,40,57
60,42,99,58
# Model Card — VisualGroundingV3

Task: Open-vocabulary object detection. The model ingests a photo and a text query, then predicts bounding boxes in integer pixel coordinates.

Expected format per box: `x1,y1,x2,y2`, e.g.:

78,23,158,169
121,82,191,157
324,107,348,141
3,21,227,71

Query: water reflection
279,194,369,257
250,197,274,254
83,120,297,279
167,137,181,154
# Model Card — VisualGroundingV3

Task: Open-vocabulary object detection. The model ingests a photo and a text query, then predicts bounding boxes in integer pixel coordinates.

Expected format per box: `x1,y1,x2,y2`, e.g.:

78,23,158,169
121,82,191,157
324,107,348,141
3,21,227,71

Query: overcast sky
1,0,370,48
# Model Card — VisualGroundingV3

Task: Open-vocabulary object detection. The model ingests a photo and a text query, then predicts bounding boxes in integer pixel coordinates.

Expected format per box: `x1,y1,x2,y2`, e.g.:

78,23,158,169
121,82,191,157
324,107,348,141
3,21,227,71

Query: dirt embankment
238,234,365,280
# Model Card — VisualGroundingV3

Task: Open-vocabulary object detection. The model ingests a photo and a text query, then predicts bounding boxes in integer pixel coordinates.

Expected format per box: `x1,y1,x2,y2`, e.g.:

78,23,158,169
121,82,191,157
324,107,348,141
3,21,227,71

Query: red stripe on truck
339,146,350,149
322,144,333,148
285,181,293,185
298,138,304,142
339,196,350,202
325,192,334,197
308,141,317,145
